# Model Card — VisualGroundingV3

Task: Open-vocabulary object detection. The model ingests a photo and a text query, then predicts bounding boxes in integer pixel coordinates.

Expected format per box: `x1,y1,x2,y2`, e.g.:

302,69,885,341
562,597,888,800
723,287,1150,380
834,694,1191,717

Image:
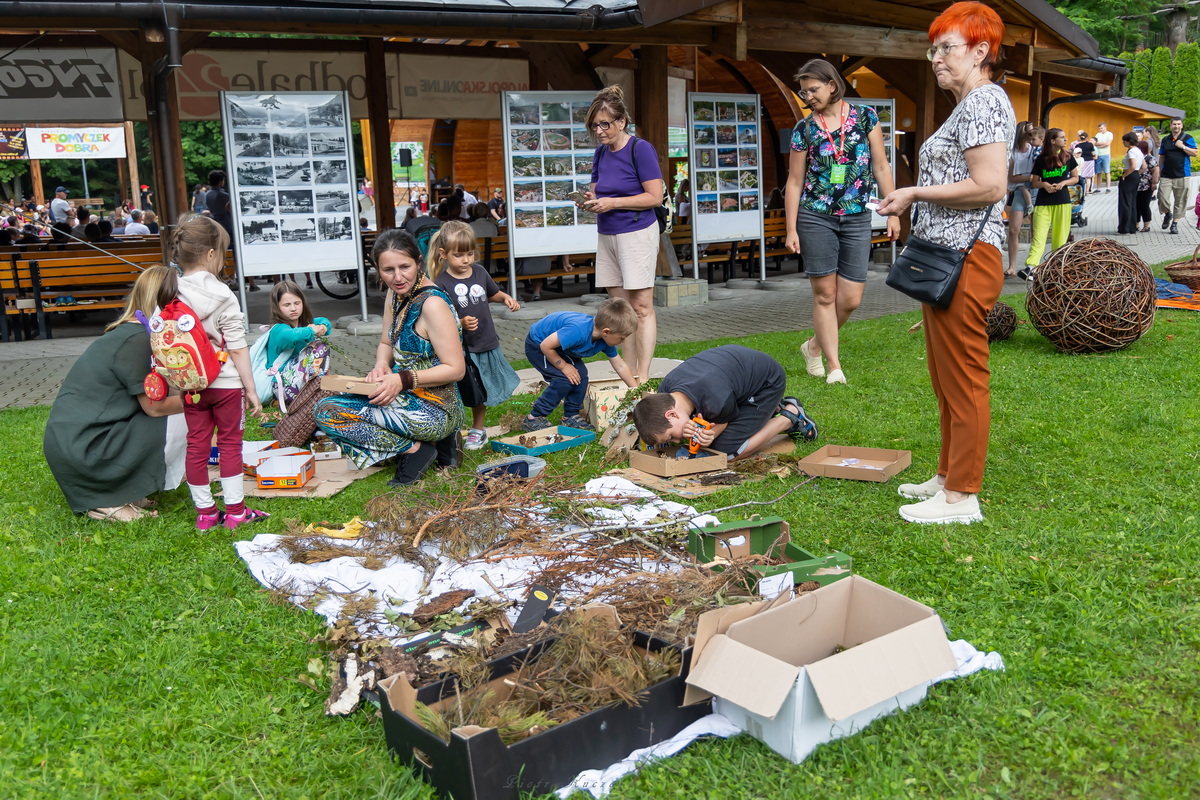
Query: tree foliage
1172,42,1200,127
1049,0,1161,55
1149,46,1174,107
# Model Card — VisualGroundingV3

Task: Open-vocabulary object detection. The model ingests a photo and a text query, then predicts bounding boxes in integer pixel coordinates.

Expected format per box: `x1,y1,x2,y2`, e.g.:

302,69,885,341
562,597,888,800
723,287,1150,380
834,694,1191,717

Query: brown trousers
922,242,1004,494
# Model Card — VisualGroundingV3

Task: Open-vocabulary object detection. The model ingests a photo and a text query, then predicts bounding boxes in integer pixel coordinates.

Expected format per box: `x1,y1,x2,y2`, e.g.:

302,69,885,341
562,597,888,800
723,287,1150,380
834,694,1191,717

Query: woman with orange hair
877,1,1015,525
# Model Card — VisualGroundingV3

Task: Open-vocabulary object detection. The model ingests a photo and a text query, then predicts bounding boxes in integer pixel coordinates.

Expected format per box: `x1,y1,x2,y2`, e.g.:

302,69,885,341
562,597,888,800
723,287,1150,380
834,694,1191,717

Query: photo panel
314,159,349,184
545,204,575,227
694,125,715,145
738,124,757,145
264,95,310,129
511,127,542,152
310,131,347,156
239,190,277,216
716,125,737,145
692,101,716,122
577,207,597,226
544,180,574,202
236,160,274,187
274,159,312,186
315,189,351,213
717,148,738,168
513,207,545,228
694,172,718,193
717,170,739,192
572,127,592,149
541,128,572,151
573,154,594,176
740,191,760,211
307,96,345,127
736,101,757,122
543,155,573,177
739,170,759,190
739,147,758,168
278,189,314,214
571,102,589,125
512,155,543,179
234,132,272,158
512,181,544,203
696,193,718,215
540,101,571,123
698,149,715,168
719,192,739,212
318,216,354,241
272,132,309,158
716,102,737,121
509,103,539,126
281,216,317,242
242,218,279,244
227,97,269,128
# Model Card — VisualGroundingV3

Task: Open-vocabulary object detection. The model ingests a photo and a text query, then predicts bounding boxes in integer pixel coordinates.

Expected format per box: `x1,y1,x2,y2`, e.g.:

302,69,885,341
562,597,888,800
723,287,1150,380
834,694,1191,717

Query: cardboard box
376,609,711,800
243,445,308,476
321,373,382,395
489,426,596,456
256,453,316,489
309,440,342,461
583,378,633,432
684,576,957,764
687,516,851,591
798,445,912,482
628,446,727,477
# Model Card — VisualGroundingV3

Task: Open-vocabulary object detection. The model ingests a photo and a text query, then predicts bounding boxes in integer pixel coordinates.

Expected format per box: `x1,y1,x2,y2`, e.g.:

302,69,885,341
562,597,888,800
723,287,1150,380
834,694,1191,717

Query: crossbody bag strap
912,201,992,253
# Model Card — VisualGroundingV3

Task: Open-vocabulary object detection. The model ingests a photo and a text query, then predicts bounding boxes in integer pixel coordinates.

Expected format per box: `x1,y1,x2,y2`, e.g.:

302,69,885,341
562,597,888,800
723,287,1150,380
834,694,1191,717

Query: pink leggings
184,387,245,486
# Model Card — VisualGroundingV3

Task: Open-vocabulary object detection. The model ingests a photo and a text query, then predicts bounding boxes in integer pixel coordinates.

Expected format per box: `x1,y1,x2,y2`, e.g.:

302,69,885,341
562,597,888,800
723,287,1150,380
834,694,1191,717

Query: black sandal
435,430,463,469
389,443,439,486
776,397,819,441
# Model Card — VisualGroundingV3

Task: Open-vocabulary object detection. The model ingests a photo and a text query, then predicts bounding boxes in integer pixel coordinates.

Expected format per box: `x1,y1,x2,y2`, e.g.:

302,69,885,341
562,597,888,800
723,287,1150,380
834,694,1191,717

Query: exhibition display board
687,93,765,279
501,91,601,272
219,90,368,318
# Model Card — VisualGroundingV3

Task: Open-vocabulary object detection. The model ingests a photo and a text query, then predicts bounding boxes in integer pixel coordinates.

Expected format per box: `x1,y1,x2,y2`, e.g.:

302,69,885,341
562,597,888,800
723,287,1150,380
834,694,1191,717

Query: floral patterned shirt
791,103,879,216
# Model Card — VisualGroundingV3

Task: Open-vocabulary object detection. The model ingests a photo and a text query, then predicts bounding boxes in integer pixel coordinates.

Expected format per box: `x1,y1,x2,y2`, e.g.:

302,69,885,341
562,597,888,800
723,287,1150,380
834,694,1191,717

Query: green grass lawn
2,291,1198,799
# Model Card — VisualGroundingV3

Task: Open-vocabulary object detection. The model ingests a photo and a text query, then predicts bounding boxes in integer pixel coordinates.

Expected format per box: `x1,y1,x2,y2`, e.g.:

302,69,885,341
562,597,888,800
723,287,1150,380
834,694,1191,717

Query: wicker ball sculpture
1025,238,1156,353
986,301,1017,342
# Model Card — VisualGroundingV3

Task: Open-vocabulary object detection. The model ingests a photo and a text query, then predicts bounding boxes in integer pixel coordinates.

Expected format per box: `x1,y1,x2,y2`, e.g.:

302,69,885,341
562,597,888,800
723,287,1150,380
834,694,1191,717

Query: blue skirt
472,346,520,408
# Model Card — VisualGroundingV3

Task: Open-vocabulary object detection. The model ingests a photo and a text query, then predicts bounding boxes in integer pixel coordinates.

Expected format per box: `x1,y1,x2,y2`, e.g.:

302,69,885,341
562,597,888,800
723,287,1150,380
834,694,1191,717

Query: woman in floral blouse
784,58,899,385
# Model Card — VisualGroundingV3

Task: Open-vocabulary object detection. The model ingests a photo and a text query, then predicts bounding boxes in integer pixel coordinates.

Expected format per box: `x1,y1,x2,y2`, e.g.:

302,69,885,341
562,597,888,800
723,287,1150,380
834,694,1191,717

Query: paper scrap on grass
555,639,1005,799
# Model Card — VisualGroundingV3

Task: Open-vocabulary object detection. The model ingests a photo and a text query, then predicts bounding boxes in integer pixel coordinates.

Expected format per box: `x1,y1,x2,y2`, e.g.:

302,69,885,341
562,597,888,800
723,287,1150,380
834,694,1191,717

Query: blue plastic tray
489,425,596,456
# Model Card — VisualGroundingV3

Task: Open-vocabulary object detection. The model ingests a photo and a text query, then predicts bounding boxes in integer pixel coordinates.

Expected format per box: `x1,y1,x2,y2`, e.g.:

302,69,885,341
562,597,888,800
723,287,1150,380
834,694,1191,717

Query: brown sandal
86,503,157,522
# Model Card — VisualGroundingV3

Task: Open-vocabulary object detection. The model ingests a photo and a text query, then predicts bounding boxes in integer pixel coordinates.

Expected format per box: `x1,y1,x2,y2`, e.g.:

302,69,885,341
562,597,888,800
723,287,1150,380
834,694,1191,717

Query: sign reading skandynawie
0,49,122,122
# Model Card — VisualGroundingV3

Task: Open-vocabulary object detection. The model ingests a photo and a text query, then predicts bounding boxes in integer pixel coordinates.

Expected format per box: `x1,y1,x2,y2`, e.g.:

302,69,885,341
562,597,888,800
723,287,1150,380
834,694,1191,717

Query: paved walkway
3,184,1195,411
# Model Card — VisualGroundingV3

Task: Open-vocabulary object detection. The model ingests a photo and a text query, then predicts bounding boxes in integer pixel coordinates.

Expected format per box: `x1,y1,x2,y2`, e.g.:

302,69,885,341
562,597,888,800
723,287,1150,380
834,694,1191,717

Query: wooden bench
479,233,598,295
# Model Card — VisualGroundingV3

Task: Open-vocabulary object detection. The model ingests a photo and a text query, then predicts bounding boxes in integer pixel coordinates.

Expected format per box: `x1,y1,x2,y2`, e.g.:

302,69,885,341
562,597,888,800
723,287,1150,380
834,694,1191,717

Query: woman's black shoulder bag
885,204,991,309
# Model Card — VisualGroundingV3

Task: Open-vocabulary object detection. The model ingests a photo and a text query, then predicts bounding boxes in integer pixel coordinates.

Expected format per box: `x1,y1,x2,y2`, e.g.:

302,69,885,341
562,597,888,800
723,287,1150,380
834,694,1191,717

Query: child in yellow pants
1019,202,1071,280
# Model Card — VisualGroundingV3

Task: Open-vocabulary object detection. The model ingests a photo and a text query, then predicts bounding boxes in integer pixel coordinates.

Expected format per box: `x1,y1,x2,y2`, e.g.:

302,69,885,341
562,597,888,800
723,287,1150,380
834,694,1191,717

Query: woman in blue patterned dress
314,229,465,486
784,58,899,385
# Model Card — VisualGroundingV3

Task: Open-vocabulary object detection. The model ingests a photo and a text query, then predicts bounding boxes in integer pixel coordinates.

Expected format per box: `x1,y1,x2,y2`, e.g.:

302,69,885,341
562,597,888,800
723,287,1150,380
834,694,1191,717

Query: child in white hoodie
173,216,266,531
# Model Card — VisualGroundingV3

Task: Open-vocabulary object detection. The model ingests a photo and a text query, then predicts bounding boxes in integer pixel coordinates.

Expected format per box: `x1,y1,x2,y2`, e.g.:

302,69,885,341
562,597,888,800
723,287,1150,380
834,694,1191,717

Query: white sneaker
800,339,825,377
464,429,488,450
897,474,945,499
899,491,983,524
826,368,846,385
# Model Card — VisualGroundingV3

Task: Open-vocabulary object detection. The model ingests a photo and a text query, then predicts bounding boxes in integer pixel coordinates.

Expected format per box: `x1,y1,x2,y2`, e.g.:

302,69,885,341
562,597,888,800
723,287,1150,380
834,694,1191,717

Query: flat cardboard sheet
606,467,757,498
211,457,382,498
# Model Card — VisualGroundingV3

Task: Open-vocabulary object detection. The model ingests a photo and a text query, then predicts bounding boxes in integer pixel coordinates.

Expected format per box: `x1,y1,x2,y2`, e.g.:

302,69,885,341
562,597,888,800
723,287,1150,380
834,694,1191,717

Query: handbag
886,205,992,309
457,348,488,408
274,377,332,449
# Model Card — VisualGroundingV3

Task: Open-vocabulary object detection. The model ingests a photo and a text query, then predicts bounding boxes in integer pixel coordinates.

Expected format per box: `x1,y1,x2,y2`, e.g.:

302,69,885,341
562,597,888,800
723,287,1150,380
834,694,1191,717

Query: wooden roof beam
747,20,929,59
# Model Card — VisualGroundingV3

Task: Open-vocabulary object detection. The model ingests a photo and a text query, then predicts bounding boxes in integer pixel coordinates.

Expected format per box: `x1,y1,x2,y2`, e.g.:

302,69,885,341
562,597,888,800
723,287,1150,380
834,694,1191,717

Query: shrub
1148,46,1174,107
1172,42,1200,128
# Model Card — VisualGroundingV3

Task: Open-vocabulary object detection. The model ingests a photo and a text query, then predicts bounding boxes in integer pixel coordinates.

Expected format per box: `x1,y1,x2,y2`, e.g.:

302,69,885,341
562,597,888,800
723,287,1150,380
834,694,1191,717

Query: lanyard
814,102,847,163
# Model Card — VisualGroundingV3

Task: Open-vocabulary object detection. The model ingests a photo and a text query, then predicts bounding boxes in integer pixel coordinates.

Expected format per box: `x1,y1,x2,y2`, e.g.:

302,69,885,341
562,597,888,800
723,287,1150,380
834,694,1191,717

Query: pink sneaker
224,507,270,530
196,510,224,531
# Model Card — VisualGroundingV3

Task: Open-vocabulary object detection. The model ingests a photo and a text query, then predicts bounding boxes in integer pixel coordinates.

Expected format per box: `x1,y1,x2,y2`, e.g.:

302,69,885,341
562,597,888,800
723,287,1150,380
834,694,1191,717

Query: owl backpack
140,300,227,403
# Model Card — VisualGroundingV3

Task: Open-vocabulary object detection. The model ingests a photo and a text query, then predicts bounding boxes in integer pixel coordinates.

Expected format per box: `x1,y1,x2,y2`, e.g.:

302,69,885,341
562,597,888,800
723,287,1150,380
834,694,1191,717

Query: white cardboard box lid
685,633,803,719
257,454,314,477
803,614,956,721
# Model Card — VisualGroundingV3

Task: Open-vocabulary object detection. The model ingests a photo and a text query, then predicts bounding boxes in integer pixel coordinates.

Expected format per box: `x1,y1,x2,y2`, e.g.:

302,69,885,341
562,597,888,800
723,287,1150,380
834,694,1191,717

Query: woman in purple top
582,85,664,385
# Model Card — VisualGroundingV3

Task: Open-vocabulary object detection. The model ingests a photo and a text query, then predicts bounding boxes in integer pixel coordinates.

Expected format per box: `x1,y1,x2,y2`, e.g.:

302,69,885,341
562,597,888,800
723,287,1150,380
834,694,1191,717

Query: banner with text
0,127,28,160
0,48,123,122
26,126,127,159
118,50,528,121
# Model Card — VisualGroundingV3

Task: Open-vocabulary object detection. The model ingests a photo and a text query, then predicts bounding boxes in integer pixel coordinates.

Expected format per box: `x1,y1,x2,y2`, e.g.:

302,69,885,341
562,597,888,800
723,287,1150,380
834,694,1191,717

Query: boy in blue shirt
522,298,639,431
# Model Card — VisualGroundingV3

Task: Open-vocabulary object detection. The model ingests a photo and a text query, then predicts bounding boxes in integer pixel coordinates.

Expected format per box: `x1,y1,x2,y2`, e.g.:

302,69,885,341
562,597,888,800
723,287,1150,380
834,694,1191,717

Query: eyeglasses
588,120,616,131
797,85,827,98
926,42,969,61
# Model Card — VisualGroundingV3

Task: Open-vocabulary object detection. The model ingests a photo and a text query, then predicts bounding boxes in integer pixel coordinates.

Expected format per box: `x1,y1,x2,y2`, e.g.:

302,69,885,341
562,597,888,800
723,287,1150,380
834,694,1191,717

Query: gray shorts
795,209,871,282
